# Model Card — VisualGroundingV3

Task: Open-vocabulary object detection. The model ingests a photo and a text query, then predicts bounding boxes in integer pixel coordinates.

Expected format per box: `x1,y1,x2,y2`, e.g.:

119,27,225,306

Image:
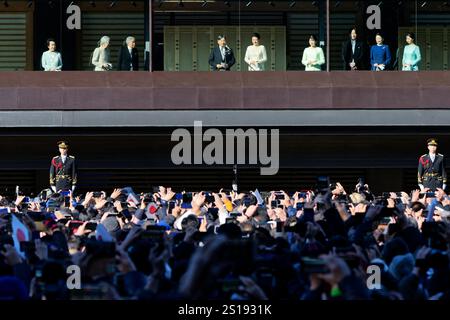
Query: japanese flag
252,189,264,206
127,193,139,206
95,223,114,242
146,203,158,216
12,214,31,257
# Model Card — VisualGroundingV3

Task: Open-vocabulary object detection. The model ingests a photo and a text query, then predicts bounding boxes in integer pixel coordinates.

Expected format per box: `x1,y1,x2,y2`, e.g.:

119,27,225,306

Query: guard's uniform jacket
418,153,447,191
50,155,77,192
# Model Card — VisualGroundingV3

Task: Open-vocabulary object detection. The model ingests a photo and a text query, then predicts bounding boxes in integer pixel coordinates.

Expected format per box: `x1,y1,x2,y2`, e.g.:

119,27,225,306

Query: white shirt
220,46,226,61
128,46,133,70
61,155,67,163
174,210,195,231
244,45,267,71
430,153,436,163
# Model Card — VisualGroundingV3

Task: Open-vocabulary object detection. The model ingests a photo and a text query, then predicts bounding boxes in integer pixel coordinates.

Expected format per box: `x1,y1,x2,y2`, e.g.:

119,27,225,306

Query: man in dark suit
341,28,366,71
418,138,447,191
209,35,236,71
50,141,77,193
118,36,139,71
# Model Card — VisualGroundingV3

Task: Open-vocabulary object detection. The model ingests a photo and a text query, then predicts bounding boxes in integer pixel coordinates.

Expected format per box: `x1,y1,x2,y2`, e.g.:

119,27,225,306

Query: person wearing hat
49,141,77,193
418,138,447,192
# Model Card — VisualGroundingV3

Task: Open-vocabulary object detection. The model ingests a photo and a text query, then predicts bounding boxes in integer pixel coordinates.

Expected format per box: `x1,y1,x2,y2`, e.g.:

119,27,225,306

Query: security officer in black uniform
418,138,447,192
49,141,77,193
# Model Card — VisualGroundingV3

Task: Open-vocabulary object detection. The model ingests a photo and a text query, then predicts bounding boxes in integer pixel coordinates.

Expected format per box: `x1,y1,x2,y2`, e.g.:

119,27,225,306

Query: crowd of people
1,179,450,300
41,27,421,72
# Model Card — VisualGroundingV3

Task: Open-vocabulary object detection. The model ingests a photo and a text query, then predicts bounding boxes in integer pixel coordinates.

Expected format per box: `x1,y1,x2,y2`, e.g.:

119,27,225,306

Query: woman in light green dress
301,35,325,71
402,32,421,71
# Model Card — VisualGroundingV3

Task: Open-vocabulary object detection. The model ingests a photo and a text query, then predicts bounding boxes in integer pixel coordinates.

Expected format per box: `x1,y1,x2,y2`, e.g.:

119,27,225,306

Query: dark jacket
208,46,236,71
418,153,447,190
49,155,77,192
392,46,404,70
342,38,366,70
118,46,139,71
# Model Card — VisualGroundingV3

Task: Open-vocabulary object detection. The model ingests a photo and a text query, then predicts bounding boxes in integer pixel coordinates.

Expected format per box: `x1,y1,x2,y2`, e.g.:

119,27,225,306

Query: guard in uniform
49,141,77,193
418,138,447,191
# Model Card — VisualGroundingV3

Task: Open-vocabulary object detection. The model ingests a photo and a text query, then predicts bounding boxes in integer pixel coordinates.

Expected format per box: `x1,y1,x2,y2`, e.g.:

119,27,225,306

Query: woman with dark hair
41,38,62,71
370,33,391,71
401,32,421,71
244,32,267,71
301,35,325,71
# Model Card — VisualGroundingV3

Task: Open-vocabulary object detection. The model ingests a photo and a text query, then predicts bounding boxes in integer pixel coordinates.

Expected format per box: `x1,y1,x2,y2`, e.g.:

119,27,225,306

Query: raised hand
110,188,122,200
83,192,94,207
14,195,26,207
161,187,175,201
192,192,206,208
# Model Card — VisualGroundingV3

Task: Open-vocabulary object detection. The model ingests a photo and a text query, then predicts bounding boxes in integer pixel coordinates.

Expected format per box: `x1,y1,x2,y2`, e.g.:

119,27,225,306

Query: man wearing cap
49,141,77,193
418,138,447,191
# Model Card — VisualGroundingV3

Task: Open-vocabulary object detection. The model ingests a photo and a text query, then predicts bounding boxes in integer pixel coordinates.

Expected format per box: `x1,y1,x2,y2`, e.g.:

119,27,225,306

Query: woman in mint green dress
402,32,421,71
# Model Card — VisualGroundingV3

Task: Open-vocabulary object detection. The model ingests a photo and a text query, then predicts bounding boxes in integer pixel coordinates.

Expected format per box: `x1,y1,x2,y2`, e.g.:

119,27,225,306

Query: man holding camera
418,138,447,192
49,141,77,193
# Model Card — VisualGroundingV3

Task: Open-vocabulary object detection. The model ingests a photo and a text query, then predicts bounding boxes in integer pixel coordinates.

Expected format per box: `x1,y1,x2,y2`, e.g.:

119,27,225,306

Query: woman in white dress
301,34,325,71
244,33,267,71
91,36,112,71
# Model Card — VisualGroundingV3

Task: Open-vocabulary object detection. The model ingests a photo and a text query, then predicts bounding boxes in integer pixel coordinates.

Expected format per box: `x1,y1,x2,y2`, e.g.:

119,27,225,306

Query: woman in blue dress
370,33,391,71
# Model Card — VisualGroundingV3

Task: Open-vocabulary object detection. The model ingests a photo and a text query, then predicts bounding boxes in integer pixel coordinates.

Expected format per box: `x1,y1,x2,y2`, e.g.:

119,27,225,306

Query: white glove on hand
418,184,424,191
51,186,57,193
443,184,447,190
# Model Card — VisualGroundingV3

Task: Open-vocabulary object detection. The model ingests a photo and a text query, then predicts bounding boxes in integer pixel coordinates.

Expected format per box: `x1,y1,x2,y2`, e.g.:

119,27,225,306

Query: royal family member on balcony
244,33,267,71
91,36,112,71
118,36,139,71
401,32,421,71
370,33,391,71
301,35,325,71
341,27,366,71
41,38,62,71
209,35,236,71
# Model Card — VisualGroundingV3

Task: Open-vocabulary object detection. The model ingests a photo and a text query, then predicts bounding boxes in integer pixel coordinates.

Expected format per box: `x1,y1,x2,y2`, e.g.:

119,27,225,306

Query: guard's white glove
443,184,447,190
418,184,425,191
51,186,57,193
72,186,76,192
